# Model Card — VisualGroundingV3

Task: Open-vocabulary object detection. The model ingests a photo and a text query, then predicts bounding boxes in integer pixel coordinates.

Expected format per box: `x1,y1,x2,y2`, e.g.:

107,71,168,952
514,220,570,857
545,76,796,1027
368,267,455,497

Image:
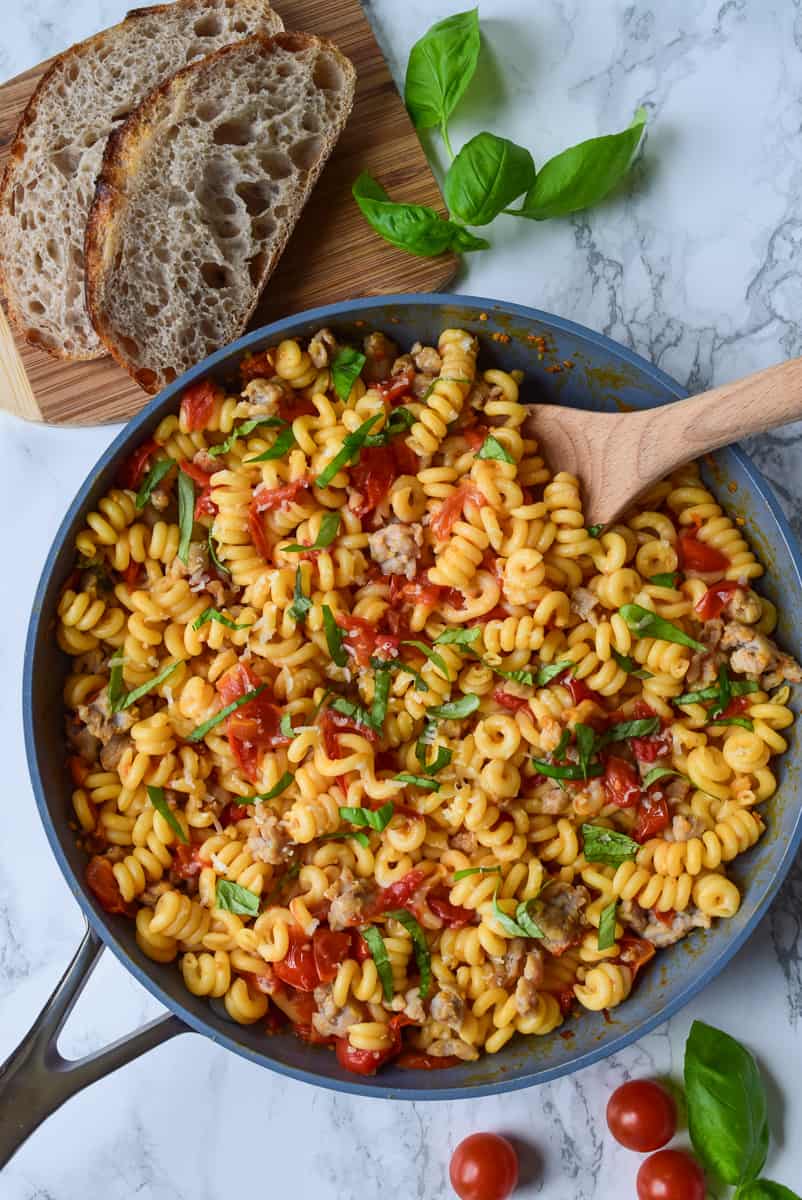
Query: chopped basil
191,607,251,632
216,879,260,917
186,683,268,742
279,713,295,738
289,567,312,622
587,524,604,538
492,664,535,687
207,530,231,576
612,649,652,679
237,773,294,805
208,416,284,457
135,457,173,510
649,572,680,588
710,662,732,719
428,694,480,720
417,744,453,776
402,639,449,680
393,773,441,791
676,680,757,706
597,900,618,951
361,925,394,1001
377,655,428,692
107,650,125,711
322,604,348,667
620,603,706,652
476,435,514,464
536,660,572,685
282,511,340,553
339,802,394,831
176,471,195,565
364,406,416,446
315,413,383,488
515,898,546,939
109,659,179,714
245,425,297,463
146,784,188,844
330,696,374,729
596,716,661,747
453,865,502,882
575,723,597,779
371,663,392,730
552,727,571,761
492,885,545,939
415,718,437,767
434,627,481,646
713,716,755,730
331,347,367,401
531,757,603,780
422,376,470,401
317,830,370,848
386,909,432,998
581,823,639,865
642,765,684,789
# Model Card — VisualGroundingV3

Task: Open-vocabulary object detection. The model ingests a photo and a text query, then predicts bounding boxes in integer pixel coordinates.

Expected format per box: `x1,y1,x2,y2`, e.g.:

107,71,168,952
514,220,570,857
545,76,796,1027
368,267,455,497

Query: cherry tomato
217,663,287,782
463,424,490,449
273,931,319,992
375,364,415,403
695,578,740,619
636,1149,705,1200
239,349,275,381
428,890,474,928
178,459,213,487
336,612,399,667
720,694,752,718
220,802,249,827
312,928,352,983
565,676,601,706
603,756,642,808
119,438,160,489
180,379,219,431
493,688,531,713
606,1080,677,1152
633,793,671,843
449,1133,519,1200
396,1051,462,1070
349,444,397,518
172,844,203,879
430,482,486,540
371,868,428,915
85,856,129,915
678,532,729,573
617,936,656,982
252,477,311,513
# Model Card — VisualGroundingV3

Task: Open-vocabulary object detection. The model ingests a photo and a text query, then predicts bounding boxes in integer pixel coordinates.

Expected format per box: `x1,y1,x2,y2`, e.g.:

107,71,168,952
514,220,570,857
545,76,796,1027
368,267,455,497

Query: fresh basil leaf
322,604,348,667
361,925,394,1001
684,1020,769,1186
208,530,231,577
364,406,416,445
597,716,660,747
404,8,480,137
513,107,647,220
492,885,529,938
587,524,604,538
492,665,535,687
422,745,452,776
415,718,438,767
642,765,683,789
675,679,757,706
353,172,489,257
710,662,732,719
514,898,545,939
649,572,680,588
107,650,125,712
371,664,392,730
453,865,502,882
385,909,432,998
445,132,535,226
330,696,375,731
339,802,394,831
552,727,571,761
318,830,371,848
393,773,441,791
110,660,179,713
146,784,188,844
191,607,251,632
597,900,618,951
289,567,312,622
331,347,367,401
435,627,481,646
575,722,597,779
531,757,603,781
315,411,383,489
535,660,572,686
475,433,516,463
245,425,297,463
279,714,295,738
714,717,755,730
581,824,639,865
187,683,268,742
620,603,706,652
403,639,450,679
237,773,294,805
216,879,260,917
612,649,652,679
376,655,428,693
428,694,480,720
208,416,284,457
282,511,340,553
135,457,173,510
737,1182,801,1200
177,470,195,565
422,376,471,401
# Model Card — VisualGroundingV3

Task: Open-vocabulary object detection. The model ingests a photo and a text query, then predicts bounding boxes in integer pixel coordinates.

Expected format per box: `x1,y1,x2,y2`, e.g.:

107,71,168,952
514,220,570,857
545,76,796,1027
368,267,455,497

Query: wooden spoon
524,357,802,527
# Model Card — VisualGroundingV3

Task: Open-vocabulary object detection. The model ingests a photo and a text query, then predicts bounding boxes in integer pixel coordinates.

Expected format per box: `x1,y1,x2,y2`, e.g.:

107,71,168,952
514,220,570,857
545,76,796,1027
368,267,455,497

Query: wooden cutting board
0,0,457,425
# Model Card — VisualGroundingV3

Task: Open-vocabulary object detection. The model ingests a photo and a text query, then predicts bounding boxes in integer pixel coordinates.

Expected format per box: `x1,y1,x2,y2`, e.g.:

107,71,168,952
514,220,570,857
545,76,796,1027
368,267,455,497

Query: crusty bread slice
0,0,283,361
85,33,356,393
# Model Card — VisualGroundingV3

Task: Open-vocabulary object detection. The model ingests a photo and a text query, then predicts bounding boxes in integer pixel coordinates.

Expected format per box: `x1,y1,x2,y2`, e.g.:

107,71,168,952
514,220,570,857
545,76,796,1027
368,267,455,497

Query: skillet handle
0,922,187,1167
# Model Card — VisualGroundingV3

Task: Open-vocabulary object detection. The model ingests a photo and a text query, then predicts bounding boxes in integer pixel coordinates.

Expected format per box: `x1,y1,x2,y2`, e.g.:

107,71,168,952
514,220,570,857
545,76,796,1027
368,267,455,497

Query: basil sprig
315,412,383,489
187,683,268,742
245,425,296,463
374,655,428,693
620,603,706,652
445,132,535,227
428,694,480,720
371,664,392,730
136,457,173,510
108,658,179,714
281,511,340,553
491,664,535,687
597,900,618,952
361,925,394,1001
353,172,489,257
404,8,480,154
236,773,294,805
216,879,260,917
191,607,251,632
176,470,195,564
339,802,394,832
209,416,284,457
386,909,432,998
435,627,481,647
492,886,545,939
146,785,188,844
289,567,311,622
581,824,639,865
331,347,366,401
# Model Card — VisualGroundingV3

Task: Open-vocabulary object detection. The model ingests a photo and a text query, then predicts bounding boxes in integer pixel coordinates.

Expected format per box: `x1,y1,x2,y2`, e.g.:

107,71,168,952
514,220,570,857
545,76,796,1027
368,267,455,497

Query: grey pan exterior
7,294,802,1157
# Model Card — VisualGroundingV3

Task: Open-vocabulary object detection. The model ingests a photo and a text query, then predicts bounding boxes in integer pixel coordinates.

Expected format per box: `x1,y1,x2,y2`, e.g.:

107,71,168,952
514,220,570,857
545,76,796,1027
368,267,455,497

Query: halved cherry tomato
631,729,671,763
607,1079,677,1152
375,365,415,404
220,802,249,826
603,756,642,808
274,930,319,992
463,425,490,449
493,687,531,713
428,890,474,928
180,380,219,431
194,485,217,519
349,444,397,518
239,350,275,382
247,502,272,563
633,793,671,842
253,477,311,514
335,1038,393,1075
85,856,128,915
352,931,372,962
695,578,740,620
172,844,203,879
218,663,286,782
565,676,601,706
312,928,352,983
618,936,656,983
678,532,729,573
720,694,752,718
636,1149,705,1200
319,707,379,761
430,483,486,541
371,868,428,915
396,1051,462,1070
389,572,442,606
335,613,399,668
119,438,159,490
449,1133,519,1200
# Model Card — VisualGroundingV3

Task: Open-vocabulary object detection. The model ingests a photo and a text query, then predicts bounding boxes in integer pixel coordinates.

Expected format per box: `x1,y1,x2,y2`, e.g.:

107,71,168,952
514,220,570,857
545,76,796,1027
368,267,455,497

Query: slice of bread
85,33,356,393
0,0,283,361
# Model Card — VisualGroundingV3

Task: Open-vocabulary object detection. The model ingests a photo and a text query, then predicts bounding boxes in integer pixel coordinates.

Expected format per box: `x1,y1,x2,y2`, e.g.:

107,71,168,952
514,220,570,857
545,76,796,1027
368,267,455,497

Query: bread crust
84,32,357,392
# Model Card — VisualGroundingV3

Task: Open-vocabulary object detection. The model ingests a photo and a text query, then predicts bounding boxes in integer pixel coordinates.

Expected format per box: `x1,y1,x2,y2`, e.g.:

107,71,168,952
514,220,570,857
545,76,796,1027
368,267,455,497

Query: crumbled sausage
571,587,601,627
721,621,775,676
625,903,711,948
367,522,424,579
490,938,526,987
526,883,589,955
308,327,337,369
390,987,426,1024
312,984,363,1038
66,717,100,764
528,778,572,815
247,806,289,865
363,332,398,382
325,868,373,930
410,342,442,375
724,588,762,624
429,985,465,1028
77,690,136,746
99,733,133,771
664,814,707,843
241,378,288,414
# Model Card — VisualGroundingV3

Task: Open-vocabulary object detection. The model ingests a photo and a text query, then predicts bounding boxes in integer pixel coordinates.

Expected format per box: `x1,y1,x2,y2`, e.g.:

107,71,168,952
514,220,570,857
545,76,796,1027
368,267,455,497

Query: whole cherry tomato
606,1080,677,1152
636,1149,705,1200
449,1133,519,1200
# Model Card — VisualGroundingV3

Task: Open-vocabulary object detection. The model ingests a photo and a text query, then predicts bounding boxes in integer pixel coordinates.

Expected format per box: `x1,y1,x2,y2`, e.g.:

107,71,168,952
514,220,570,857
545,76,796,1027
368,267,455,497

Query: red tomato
392,438,420,478
396,1051,462,1070
352,931,372,962
253,477,311,514
335,1038,393,1075
375,365,415,404
720,694,752,718
390,572,442,607
240,349,275,381
172,844,203,879
119,438,159,489
428,890,474,928
633,793,671,843
218,663,286,782
85,856,129,915
606,1080,677,1152
220,802,249,826
695,578,740,620
312,928,352,983
463,425,490,449
449,1133,519,1200
636,1149,705,1200
122,561,141,588
319,706,379,760
178,459,212,487
349,444,397,518
618,936,656,982
493,687,531,713
336,612,399,668
372,868,428,915
631,730,671,763
274,931,319,992
632,700,657,720
430,483,486,541
603,756,642,808
278,392,317,421
565,676,601,705
678,532,729,573
247,502,272,563
194,484,218,519
180,379,219,431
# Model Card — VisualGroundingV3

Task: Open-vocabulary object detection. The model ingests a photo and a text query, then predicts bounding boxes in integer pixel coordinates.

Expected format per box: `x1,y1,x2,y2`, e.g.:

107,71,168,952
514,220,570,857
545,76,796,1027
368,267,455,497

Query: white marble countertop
2,1,802,1196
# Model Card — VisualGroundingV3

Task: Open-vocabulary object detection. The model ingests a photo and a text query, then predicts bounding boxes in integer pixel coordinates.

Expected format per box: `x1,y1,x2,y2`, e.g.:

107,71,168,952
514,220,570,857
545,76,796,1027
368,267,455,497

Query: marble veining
2,1,802,1196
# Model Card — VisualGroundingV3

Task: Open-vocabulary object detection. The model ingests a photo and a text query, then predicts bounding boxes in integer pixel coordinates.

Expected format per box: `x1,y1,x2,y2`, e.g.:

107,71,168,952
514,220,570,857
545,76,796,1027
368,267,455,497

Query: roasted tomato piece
194,485,217,519
349,444,397,518
239,349,275,381
618,935,656,982
180,379,219,431
463,424,491,450
695,578,740,619
172,844,203,879
312,928,353,983
178,460,213,487
720,694,752,718
493,687,530,713
371,868,428,915
396,1051,462,1070
430,483,486,541
247,502,272,563
119,438,159,490
633,792,670,842
375,365,415,404
604,756,642,808
678,531,729,573
253,478,311,513
336,612,399,667
274,931,319,992
220,802,250,827
428,890,474,928
565,676,601,706
217,663,285,782
85,856,128,915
